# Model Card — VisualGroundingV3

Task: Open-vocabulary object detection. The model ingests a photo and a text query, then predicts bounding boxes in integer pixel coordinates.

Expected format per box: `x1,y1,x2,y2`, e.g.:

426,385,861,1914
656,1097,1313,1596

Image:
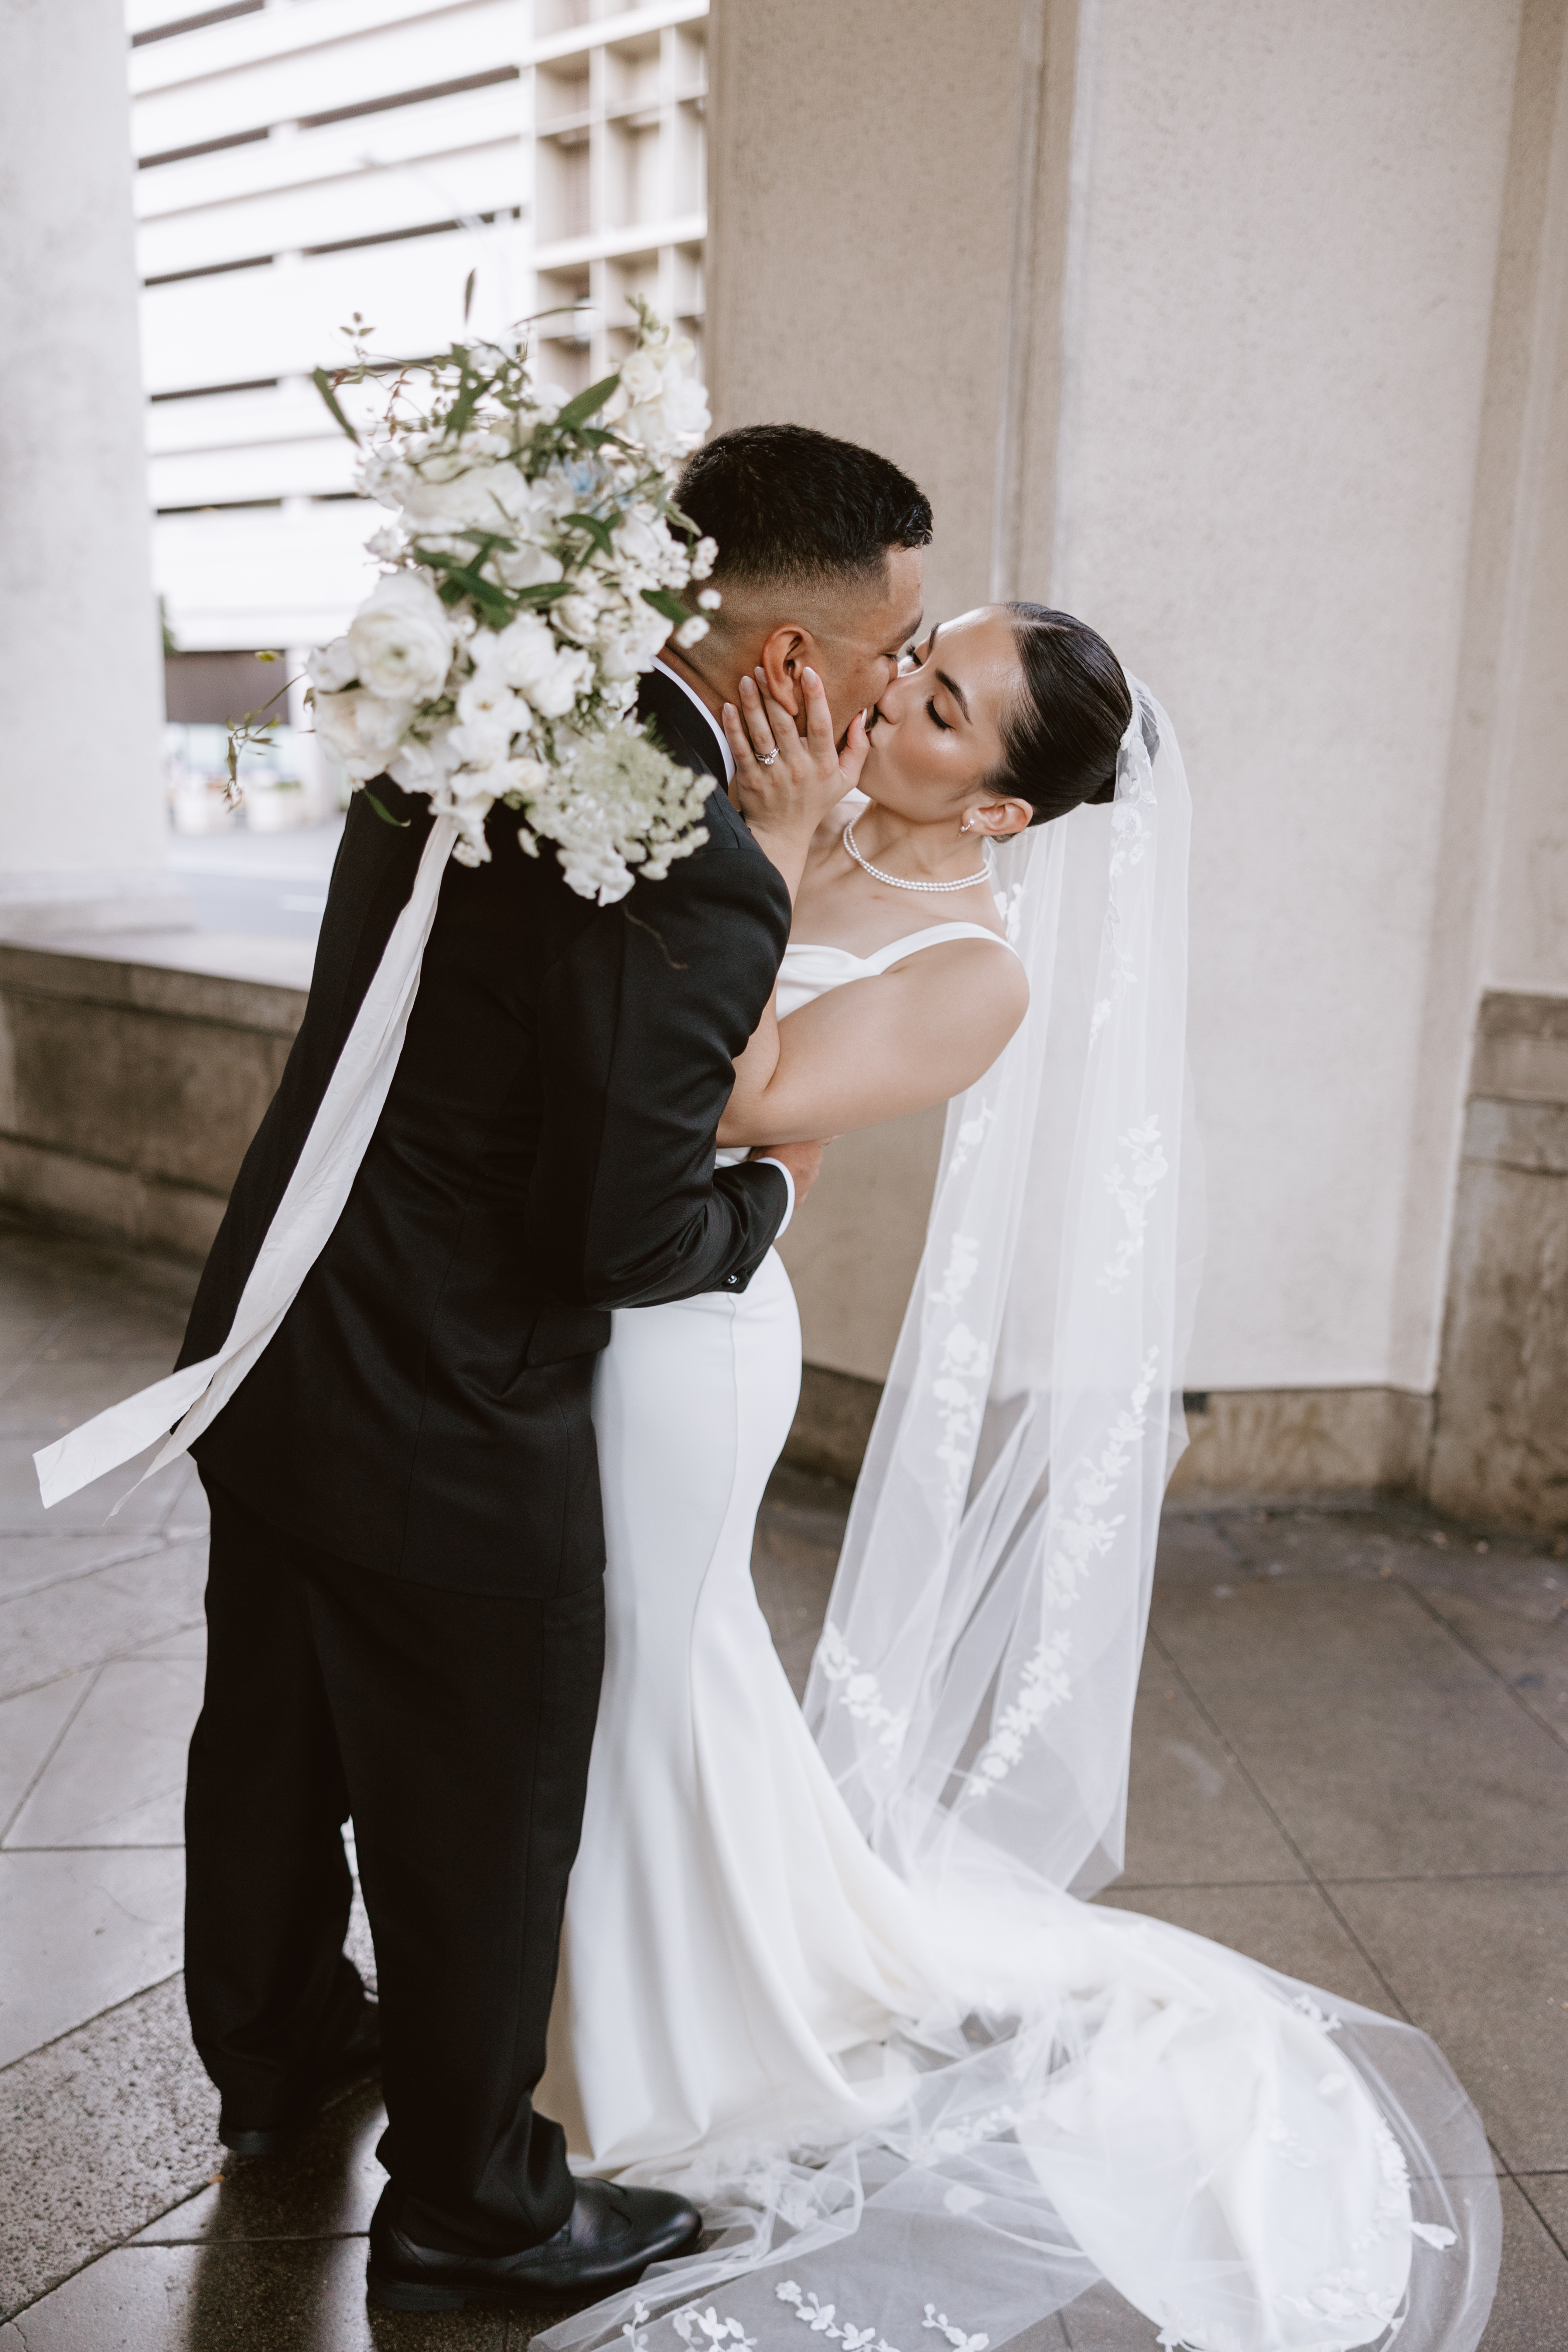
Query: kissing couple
85,426,1502,2349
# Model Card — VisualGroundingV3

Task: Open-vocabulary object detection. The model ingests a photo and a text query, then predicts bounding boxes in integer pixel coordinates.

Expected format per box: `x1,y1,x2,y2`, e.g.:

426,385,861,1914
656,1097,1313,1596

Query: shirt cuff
755,1156,795,1238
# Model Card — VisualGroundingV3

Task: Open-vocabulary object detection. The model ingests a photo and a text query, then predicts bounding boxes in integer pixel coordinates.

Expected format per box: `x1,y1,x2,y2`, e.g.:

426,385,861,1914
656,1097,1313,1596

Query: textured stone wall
1429,994,1568,1532
0,945,302,1262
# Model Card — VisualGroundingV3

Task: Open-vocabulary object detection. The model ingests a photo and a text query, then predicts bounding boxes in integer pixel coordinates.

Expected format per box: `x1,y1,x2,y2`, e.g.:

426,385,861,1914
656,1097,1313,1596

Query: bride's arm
717,941,1027,1146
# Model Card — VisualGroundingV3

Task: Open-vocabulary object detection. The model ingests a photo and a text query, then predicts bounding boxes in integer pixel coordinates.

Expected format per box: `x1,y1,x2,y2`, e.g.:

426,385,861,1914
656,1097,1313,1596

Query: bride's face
857,607,1025,831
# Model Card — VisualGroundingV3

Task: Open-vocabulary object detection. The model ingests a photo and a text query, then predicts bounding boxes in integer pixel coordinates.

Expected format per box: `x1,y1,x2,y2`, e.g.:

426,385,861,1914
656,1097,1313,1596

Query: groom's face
754,544,925,745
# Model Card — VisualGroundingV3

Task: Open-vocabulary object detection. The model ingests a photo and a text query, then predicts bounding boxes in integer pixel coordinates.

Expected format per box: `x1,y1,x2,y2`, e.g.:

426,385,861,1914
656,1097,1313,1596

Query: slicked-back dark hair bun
676,424,933,593
992,604,1133,824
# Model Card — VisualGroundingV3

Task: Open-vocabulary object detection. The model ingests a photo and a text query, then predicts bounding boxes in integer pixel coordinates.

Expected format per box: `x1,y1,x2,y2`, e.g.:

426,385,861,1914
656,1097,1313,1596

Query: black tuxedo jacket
180,667,791,1590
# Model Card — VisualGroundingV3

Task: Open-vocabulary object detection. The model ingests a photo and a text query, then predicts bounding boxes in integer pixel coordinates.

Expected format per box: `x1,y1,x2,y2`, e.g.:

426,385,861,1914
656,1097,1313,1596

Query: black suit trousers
185,1467,604,2250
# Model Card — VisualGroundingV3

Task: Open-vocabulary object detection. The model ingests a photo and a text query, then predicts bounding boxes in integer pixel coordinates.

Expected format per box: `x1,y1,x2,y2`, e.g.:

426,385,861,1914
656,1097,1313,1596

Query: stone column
0,0,178,935
708,0,1551,1505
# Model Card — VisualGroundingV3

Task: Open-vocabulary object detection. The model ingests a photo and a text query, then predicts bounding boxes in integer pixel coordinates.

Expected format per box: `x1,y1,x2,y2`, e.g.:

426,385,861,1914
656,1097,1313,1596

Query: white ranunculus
308,637,358,693
451,667,527,768
494,543,564,592
387,725,460,796
554,592,603,645
313,688,415,781
597,606,672,681
399,456,513,536
613,508,665,575
344,572,455,702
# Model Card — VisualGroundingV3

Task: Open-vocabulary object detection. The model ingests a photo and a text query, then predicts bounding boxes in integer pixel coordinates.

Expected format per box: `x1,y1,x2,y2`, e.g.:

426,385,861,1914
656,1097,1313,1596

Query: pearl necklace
842,818,990,894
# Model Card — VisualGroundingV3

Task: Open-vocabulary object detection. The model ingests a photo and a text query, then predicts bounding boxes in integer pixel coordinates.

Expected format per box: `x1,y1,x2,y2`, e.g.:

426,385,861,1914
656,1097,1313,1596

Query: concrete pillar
709,0,1554,1515
0,0,176,936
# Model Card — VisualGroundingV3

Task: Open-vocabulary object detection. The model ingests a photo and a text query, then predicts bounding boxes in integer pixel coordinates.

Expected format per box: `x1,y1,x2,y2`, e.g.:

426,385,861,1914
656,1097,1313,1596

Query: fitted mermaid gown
536,929,1496,2352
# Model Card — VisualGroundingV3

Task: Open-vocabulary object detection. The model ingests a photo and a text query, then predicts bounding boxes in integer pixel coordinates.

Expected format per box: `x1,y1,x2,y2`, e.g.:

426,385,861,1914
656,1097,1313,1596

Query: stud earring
960,819,974,835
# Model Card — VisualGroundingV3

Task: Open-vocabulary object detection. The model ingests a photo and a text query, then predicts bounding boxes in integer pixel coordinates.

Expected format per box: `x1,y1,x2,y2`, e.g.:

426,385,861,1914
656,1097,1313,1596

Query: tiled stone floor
2,1209,1566,2347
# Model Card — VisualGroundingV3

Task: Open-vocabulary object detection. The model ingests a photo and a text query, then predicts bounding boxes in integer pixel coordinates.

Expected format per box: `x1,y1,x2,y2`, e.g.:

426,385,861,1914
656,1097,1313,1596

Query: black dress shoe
366,2175,702,2313
218,1995,381,2157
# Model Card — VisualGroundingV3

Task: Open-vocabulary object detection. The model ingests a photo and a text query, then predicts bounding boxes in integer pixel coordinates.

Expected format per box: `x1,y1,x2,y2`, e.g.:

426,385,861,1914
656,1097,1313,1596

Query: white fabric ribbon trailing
33,816,457,1514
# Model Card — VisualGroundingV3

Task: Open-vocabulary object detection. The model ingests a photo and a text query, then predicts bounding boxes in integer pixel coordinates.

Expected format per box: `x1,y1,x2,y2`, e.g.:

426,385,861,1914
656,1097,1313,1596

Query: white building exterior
131,0,710,659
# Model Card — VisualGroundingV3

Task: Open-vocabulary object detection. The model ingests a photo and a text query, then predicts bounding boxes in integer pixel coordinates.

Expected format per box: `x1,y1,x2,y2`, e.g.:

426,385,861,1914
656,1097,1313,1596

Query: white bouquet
298,298,721,903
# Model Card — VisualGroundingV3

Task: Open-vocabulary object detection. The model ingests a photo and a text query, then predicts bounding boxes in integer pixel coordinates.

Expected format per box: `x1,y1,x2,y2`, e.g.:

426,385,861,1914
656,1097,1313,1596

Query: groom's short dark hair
677,424,932,592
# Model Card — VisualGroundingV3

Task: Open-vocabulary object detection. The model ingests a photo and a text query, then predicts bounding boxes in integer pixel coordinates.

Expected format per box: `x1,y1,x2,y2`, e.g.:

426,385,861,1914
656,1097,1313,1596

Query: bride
528,607,1500,2352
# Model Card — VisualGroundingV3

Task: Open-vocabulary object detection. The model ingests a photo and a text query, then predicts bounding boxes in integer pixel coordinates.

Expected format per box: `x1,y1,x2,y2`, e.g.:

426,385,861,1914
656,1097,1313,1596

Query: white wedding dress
535,927,1497,2352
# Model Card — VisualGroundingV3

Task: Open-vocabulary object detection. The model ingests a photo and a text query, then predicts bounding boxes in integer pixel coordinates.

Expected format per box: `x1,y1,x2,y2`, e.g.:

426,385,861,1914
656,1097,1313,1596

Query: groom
177,421,931,2312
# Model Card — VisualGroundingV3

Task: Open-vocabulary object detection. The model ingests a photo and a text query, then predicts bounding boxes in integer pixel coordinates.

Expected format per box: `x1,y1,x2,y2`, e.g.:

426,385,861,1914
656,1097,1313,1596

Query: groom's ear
757,625,811,718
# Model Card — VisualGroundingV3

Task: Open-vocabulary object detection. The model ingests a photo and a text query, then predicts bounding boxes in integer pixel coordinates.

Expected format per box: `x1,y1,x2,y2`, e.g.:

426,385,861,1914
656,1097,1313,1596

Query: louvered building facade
132,0,710,670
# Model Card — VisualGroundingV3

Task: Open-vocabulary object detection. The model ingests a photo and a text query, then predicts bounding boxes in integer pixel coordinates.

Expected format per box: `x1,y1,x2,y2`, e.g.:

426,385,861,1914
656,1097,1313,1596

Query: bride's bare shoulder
814,792,867,850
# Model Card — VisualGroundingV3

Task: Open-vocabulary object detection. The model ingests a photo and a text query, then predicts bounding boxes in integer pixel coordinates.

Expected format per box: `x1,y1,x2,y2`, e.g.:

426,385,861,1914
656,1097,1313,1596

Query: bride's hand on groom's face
724,667,869,895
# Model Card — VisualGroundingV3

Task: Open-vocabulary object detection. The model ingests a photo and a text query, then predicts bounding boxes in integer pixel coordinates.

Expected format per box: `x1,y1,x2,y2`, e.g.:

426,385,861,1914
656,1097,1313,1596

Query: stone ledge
0,1138,226,1265
1471,989,1568,1104
0,936,309,1036
1463,1097,1568,1175
0,937,305,1254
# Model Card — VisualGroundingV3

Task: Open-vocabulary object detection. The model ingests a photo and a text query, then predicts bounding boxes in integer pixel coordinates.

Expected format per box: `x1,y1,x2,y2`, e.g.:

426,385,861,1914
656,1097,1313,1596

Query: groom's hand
750,1139,825,1203
724,667,869,900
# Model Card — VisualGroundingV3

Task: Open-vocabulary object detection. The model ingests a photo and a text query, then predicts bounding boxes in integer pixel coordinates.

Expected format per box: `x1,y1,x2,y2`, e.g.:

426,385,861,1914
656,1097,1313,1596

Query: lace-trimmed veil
542,685,1500,2352
805,678,1199,1906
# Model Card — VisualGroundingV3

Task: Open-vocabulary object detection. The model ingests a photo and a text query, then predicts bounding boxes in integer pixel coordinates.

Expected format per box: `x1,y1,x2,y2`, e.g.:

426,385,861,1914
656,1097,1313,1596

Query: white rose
618,350,663,405
658,375,711,444
314,688,415,781
492,615,560,695
527,643,594,719
307,637,358,693
504,756,551,801
344,572,455,702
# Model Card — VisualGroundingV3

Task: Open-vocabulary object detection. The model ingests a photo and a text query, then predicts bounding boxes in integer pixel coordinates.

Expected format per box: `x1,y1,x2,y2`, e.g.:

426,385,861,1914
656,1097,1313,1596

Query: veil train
540,688,1500,2352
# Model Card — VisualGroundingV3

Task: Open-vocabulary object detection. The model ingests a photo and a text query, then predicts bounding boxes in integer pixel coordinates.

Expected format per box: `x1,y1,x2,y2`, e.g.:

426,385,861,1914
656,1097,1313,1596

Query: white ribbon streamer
34,815,457,1514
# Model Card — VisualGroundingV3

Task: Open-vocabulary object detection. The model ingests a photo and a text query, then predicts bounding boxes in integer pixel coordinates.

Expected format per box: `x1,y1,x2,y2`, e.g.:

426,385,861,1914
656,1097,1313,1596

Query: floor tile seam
0,1617,209,1706
0,1965,184,2081
128,2230,372,2248
1,1842,187,1853
0,1538,170,1605
1397,1575,1568,1760
0,1665,100,1845
1511,2170,1568,2263
0,1305,85,1409
1145,1624,1416,2025
1112,1869,1568,1891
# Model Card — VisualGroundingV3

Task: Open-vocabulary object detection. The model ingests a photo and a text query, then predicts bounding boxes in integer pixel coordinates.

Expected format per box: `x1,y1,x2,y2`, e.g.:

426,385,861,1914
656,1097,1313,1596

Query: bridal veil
544,687,1500,2352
